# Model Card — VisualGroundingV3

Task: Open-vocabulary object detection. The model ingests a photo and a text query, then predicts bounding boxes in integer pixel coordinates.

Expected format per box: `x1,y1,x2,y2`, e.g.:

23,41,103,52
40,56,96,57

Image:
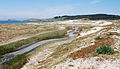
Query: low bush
116,33,120,36
95,46,115,55
95,37,103,40
109,33,114,36
68,64,74,67
107,32,114,36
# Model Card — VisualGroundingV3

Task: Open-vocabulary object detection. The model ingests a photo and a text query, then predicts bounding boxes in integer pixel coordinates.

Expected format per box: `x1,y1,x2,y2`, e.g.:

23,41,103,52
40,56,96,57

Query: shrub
95,37,103,40
107,33,114,36
116,33,120,36
93,52,98,56
95,46,115,55
68,64,74,67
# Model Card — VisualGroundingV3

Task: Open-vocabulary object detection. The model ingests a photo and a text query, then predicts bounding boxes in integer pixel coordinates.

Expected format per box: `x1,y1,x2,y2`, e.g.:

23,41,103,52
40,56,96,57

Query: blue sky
0,0,120,20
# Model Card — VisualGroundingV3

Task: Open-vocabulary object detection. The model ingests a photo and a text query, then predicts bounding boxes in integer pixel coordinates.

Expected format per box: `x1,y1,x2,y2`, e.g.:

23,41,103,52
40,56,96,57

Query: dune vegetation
0,29,67,57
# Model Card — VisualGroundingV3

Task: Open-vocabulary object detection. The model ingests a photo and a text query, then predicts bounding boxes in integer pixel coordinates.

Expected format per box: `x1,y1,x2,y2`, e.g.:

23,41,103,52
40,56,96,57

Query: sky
0,0,120,20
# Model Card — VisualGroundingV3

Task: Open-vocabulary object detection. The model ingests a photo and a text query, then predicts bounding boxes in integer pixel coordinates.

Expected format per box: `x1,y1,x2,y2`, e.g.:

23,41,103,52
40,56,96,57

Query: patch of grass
95,37,103,40
78,27,91,32
1,55,27,69
0,30,67,57
5,55,27,65
116,33,120,36
68,64,74,67
93,52,99,56
106,32,120,36
95,46,115,55
72,57,77,60
107,32,114,36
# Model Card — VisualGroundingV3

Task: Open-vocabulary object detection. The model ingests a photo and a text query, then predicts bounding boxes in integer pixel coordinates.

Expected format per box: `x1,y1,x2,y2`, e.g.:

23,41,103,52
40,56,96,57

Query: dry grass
0,29,67,57
0,23,59,45
35,20,120,69
37,26,117,69
36,26,99,68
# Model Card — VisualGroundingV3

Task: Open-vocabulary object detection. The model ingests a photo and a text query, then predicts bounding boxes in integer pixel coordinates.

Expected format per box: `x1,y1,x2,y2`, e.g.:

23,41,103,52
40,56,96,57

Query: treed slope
54,14,120,20
24,14,120,21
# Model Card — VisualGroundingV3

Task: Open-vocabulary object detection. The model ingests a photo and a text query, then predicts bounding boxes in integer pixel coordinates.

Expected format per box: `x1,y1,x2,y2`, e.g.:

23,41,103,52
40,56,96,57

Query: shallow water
0,27,78,65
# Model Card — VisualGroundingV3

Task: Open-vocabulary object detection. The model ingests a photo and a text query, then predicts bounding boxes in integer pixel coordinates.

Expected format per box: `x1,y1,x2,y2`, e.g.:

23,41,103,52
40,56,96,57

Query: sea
0,21,56,23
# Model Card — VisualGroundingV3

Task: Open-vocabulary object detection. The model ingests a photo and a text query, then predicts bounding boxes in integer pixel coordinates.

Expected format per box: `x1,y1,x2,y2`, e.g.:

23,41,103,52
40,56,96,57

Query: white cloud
90,0,102,4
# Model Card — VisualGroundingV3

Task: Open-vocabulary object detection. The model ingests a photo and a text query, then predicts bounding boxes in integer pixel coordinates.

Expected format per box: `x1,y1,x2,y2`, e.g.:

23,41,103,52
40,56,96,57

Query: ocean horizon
0,20,55,23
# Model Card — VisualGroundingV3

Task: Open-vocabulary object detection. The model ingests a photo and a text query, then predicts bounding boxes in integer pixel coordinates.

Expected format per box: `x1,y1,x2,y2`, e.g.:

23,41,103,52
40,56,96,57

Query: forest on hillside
54,14,120,20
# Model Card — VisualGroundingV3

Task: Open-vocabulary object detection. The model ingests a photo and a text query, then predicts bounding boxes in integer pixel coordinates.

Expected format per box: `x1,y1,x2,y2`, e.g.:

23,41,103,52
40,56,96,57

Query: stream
0,27,78,65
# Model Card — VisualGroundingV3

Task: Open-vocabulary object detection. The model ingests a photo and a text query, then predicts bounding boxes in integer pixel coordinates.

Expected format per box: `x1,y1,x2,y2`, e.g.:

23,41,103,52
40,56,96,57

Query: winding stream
0,27,78,65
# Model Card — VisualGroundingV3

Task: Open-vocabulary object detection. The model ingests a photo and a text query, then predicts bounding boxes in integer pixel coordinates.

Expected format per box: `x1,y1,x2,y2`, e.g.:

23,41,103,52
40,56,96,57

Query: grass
68,64,74,67
1,55,27,69
0,29,67,57
0,23,59,44
78,27,91,32
107,32,114,36
95,37,104,40
106,32,120,36
37,28,96,68
116,33,120,36
0,26,72,69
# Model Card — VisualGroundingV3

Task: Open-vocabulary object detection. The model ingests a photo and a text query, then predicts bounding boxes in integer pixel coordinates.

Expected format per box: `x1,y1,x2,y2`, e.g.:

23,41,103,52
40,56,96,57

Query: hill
24,14,120,21
54,14,120,20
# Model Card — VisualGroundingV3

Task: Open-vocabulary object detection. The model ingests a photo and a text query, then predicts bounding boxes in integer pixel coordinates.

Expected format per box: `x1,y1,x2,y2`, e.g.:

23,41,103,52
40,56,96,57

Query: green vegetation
93,52,99,56
54,14,120,20
68,64,74,67
95,46,115,55
95,37,104,40
107,33,114,36
0,29,68,69
25,14,120,21
1,55,27,69
5,55,27,65
107,32,120,36
0,30,67,57
116,33,120,36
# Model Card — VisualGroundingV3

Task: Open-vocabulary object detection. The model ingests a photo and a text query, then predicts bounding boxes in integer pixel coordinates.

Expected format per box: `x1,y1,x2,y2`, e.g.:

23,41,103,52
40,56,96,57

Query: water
0,27,78,65
0,21,56,23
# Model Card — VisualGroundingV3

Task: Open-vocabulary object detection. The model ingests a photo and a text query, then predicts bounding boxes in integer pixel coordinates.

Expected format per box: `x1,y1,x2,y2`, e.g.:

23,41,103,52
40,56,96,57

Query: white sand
21,20,113,69
51,57,120,69
78,27,103,38
21,39,73,69
58,20,112,26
